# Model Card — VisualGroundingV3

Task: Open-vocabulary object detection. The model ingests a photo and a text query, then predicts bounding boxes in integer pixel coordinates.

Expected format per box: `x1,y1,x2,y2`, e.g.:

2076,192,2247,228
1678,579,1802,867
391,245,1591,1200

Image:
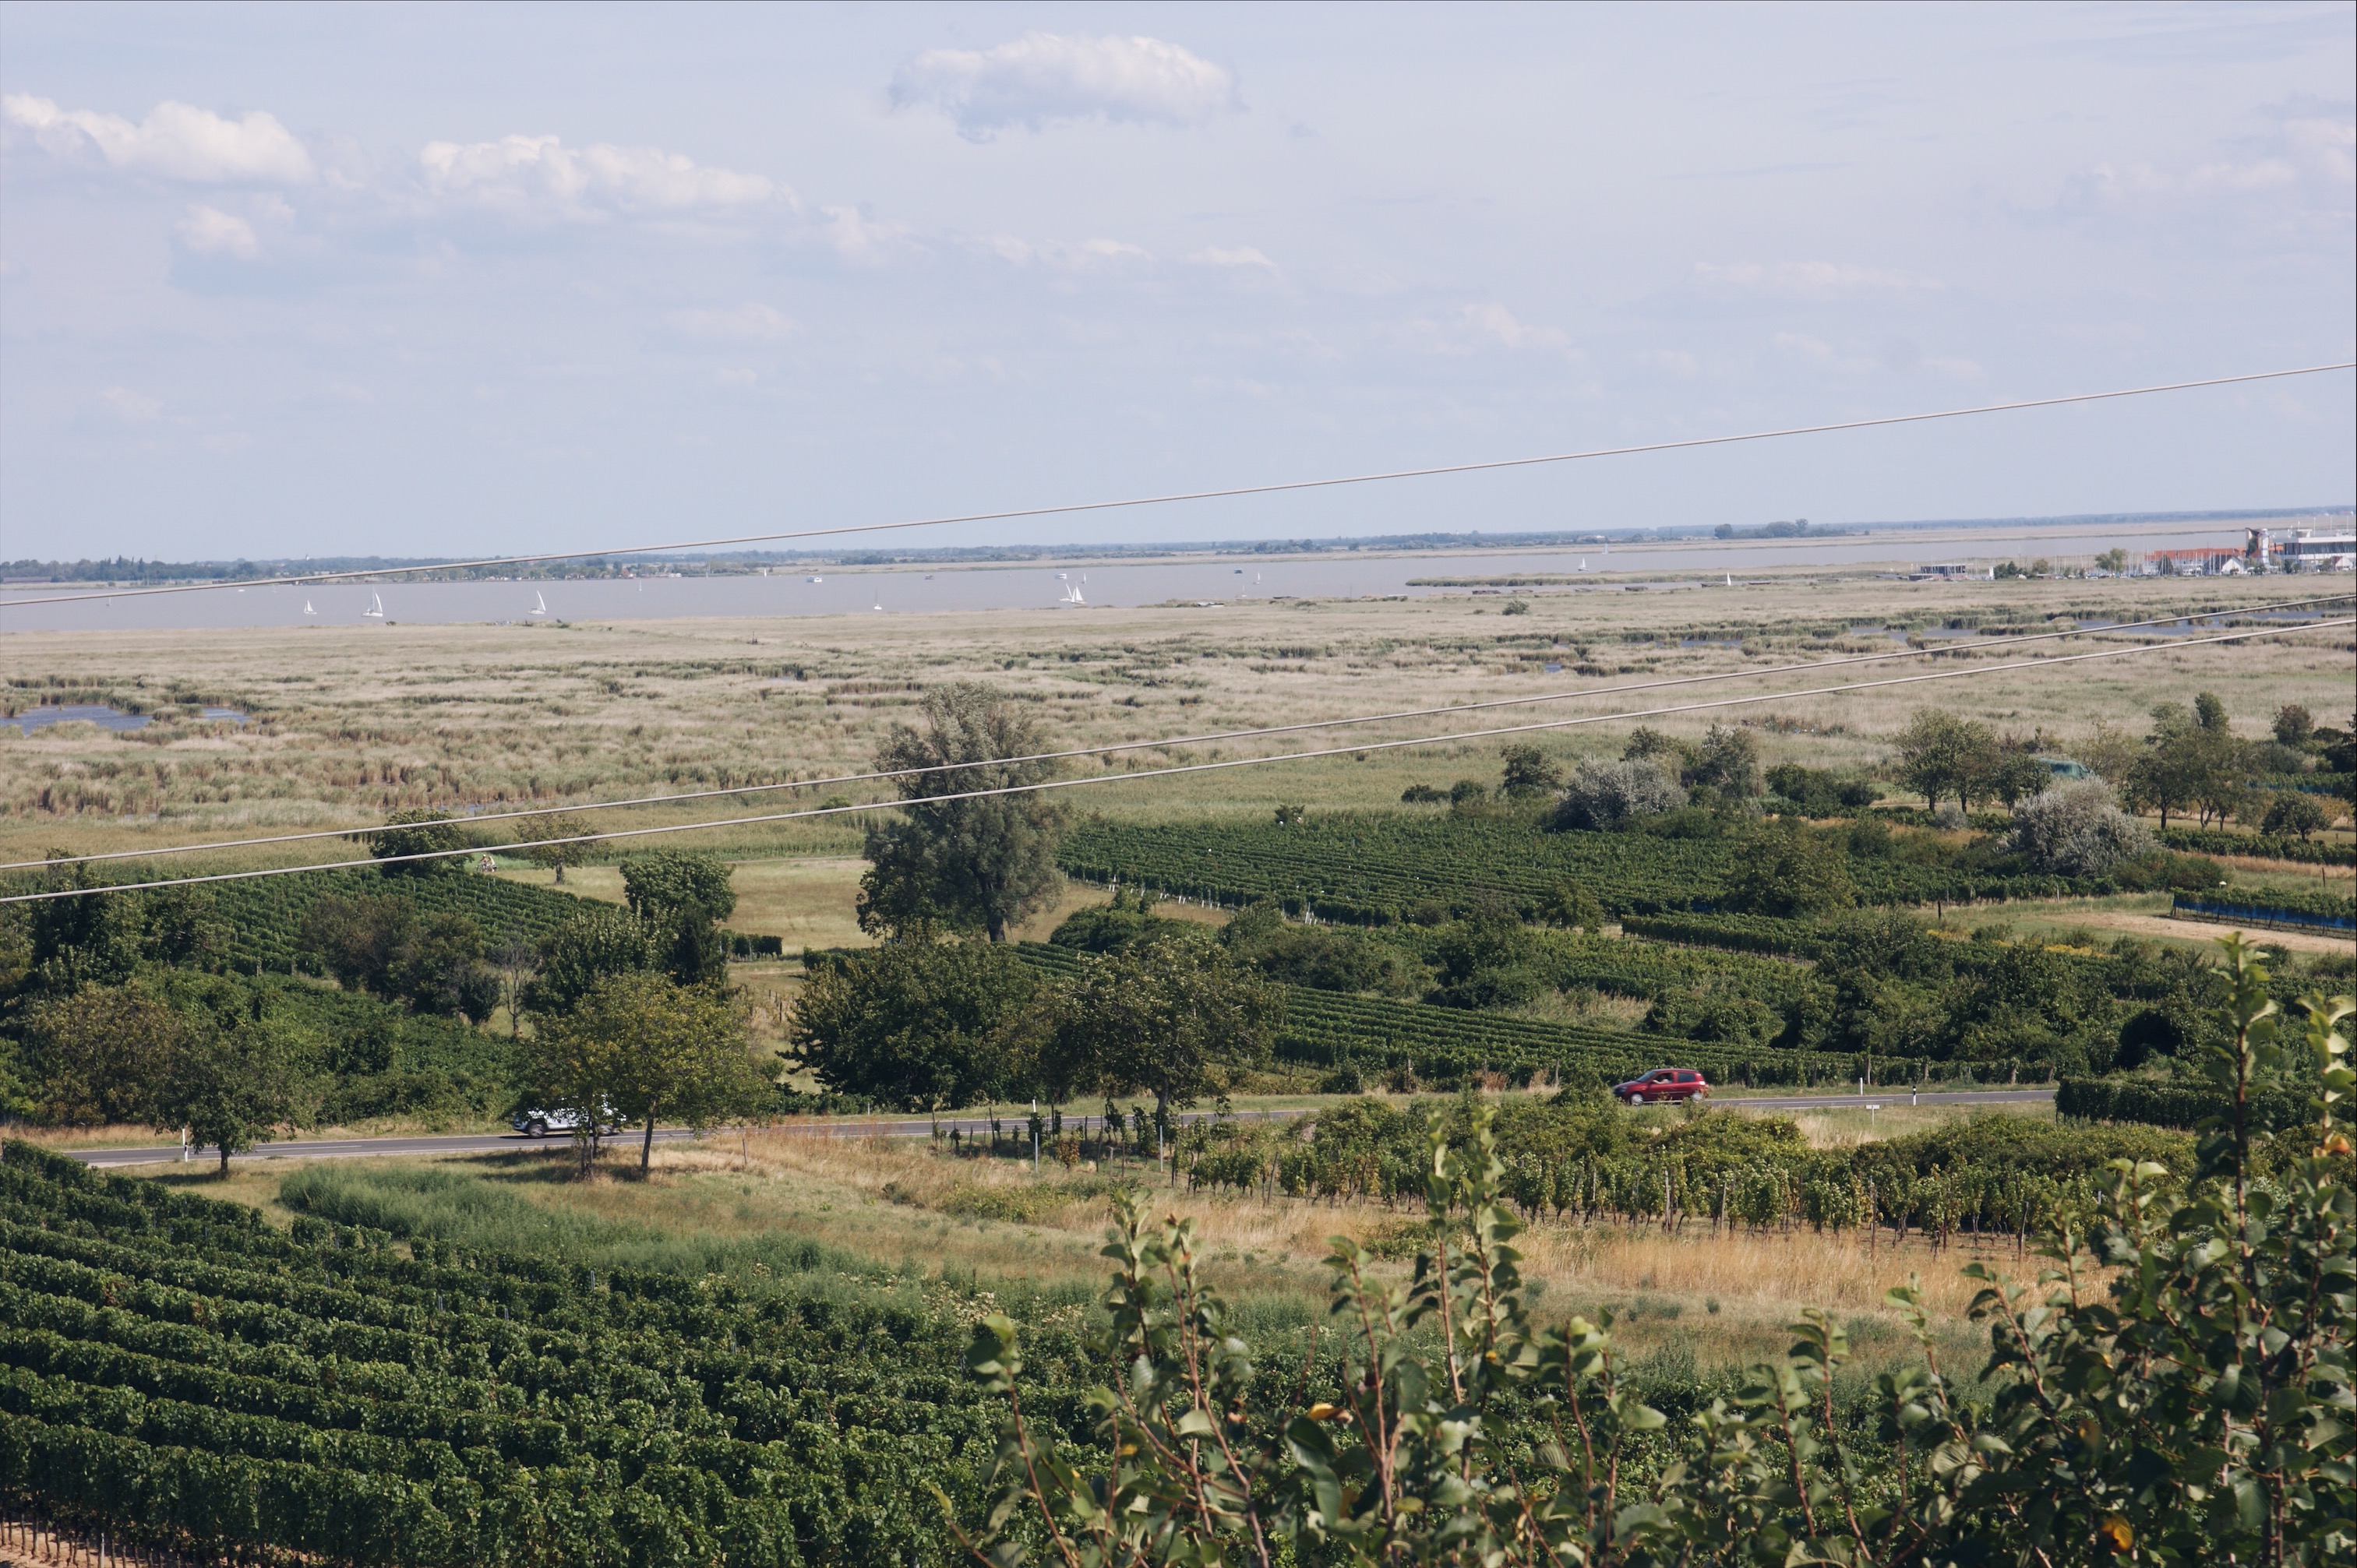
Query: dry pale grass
5,576,2345,869
595,1128,2020,1368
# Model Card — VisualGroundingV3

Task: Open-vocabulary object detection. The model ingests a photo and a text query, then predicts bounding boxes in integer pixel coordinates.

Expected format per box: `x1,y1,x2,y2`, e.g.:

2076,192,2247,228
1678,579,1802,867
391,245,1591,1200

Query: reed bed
7,577,2345,871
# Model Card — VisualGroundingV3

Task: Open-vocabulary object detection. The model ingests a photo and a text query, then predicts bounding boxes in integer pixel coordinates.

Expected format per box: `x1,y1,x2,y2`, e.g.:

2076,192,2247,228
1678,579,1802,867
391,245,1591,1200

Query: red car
1612,1068,1710,1105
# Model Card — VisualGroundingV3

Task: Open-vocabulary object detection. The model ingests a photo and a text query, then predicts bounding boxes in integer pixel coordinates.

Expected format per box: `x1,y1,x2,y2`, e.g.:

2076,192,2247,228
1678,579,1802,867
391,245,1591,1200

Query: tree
1037,932,1277,1122
2274,703,2315,746
526,904,658,1015
1535,879,1605,932
2077,718,2140,784
2094,546,2130,573
1690,723,1761,796
524,971,764,1173
18,983,182,1125
2262,790,2331,840
1497,744,1562,799
1621,726,1687,768
612,853,737,988
620,850,737,926
494,928,538,1033
357,810,471,876
23,854,144,996
858,683,1066,942
1721,823,1856,917
1893,708,1999,812
1984,751,2052,809
299,894,496,1020
2131,703,2248,830
513,811,594,884
2008,780,2155,876
1551,759,1685,830
788,938,1038,1111
156,1015,294,1175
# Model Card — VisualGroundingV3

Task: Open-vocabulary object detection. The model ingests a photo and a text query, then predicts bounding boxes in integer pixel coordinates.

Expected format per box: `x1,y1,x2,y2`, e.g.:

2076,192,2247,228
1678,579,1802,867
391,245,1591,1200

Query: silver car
511,1104,623,1136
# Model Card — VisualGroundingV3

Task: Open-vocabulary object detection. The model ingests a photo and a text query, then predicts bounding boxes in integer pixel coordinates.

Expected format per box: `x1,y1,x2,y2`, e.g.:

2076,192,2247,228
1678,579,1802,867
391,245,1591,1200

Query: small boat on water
528,592,549,618
361,594,385,619
302,601,316,616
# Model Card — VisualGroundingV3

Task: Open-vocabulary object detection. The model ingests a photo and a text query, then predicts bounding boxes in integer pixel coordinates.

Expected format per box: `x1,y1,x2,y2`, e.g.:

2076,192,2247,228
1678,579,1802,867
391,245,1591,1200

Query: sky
1,2,2351,562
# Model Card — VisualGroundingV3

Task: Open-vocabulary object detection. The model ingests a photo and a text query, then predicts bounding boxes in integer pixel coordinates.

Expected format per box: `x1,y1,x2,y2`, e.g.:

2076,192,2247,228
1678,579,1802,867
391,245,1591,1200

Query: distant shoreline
2,506,2347,589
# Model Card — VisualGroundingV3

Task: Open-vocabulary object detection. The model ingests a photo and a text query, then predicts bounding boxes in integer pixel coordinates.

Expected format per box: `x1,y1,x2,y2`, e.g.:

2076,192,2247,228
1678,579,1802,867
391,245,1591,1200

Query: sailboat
361,594,385,619
302,601,316,616
1577,558,1587,572
1060,580,1086,605
528,591,549,618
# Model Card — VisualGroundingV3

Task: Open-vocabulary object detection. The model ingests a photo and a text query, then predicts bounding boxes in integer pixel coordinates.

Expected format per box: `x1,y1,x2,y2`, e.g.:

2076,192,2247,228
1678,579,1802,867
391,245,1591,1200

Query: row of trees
792,899,1277,1122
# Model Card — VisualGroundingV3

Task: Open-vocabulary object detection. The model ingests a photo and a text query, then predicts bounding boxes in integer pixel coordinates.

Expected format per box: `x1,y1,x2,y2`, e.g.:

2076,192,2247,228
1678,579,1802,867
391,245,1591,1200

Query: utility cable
8,593,2345,873
4,361,2348,609
4,615,2342,904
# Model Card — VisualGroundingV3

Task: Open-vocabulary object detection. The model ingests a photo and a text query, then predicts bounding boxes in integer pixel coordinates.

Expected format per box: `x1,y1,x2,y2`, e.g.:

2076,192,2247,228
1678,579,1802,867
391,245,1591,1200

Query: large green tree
525,904,660,1015
17,982,183,1125
1893,708,2001,813
789,937,1039,1111
858,682,1066,942
620,850,736,986
155,1013,295,1175
1036,930,1278,1121
523,971,765,1173
1721,822,1857,918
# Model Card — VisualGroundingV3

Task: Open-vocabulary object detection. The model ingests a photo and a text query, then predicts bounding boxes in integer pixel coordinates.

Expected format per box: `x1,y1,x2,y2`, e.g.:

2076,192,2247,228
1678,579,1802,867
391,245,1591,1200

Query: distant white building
2250,526,2356,573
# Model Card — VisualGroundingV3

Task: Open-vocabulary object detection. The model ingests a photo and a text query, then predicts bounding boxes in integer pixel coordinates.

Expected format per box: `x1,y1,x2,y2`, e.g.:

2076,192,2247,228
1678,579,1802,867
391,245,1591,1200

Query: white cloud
815,205,915,265
980,234,1149,268
1187,245,1277,270
892,33,1239,139
1459,302,1568,351
1772,331,1836,362
2052,117,2352,222
418,134,781,219
669,303,798,341
4,93,314,183
178,204,260,259
98,387,164,421
1694,260,1935,299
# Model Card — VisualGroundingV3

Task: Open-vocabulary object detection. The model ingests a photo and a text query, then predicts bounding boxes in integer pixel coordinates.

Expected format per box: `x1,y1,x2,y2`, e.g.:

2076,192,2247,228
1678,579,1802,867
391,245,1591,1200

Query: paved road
62,1094,2043,1169
1711,1087,2055,1112
63,1108,1307,1169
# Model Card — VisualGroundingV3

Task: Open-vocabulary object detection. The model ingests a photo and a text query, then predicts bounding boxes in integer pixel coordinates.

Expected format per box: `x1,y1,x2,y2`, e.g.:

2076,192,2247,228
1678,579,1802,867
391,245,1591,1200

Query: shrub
1552,758,1685,830
2007,779,2155,876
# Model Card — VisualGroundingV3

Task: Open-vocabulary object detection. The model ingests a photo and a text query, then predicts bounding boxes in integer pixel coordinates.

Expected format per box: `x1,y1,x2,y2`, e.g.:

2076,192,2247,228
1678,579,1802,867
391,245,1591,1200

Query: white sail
362,594,385,618
529,592,549,616
302,601,316,615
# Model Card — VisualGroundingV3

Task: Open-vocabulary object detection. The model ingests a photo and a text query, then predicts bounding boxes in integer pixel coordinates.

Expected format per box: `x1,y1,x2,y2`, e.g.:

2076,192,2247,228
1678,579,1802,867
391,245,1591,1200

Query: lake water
1,704,249,733
0,524,2255,633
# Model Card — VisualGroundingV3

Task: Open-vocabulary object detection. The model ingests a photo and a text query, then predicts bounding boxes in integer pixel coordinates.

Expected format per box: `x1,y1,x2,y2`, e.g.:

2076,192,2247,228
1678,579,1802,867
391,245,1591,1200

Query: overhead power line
9,594,2345,874
5,361,2349,610
5,615,2343,904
